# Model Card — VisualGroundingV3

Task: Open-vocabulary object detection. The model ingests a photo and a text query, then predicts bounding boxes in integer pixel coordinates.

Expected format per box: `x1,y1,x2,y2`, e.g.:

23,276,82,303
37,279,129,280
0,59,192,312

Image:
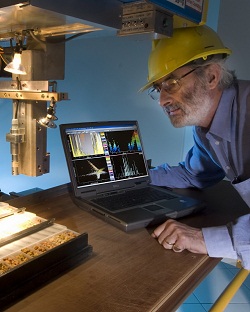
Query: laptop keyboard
91,187,177,211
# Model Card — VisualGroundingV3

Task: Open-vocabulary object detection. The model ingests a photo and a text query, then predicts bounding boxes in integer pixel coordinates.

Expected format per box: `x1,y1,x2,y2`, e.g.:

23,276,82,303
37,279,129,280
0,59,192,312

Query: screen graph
111,153,147,180
64,123,148,187
68,132,104,158
106,130,142,154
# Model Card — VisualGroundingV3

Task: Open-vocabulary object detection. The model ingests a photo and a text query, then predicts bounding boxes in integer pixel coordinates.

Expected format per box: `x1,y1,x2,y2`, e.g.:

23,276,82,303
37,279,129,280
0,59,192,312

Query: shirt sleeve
203,214,250,270
149,127,225,189
202,226,238,261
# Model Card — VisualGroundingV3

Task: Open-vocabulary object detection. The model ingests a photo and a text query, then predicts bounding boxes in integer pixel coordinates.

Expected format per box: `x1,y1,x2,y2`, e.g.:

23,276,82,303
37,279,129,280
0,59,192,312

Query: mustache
162,104,182,114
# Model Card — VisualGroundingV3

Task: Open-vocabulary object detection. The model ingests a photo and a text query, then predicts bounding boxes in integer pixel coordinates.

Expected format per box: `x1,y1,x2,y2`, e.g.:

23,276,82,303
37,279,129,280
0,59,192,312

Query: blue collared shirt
149,80,250,269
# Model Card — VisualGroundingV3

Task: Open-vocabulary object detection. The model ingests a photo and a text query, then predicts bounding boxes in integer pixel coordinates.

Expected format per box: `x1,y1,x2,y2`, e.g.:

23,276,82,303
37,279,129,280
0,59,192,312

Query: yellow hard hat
140,25,232,91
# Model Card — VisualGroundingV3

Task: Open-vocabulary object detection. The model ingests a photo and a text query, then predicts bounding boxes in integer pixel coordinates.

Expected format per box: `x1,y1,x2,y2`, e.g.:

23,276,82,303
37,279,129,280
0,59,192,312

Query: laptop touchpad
144,204,172,213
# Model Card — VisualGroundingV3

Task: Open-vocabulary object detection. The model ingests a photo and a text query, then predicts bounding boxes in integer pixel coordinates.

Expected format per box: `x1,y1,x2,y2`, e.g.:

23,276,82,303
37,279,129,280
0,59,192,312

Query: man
140,25,250,269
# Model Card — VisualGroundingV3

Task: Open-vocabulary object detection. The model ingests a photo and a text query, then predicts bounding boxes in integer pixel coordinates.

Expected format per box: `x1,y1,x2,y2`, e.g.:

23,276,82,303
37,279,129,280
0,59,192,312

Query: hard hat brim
139,25,232,92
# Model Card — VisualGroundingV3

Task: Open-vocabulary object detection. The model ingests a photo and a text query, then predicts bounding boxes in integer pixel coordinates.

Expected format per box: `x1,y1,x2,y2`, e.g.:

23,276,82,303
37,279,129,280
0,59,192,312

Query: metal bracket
0,91,68,101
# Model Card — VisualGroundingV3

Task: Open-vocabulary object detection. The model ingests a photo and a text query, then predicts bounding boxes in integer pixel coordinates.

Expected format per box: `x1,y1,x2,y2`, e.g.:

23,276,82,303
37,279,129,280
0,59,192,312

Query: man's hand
152,219,208,254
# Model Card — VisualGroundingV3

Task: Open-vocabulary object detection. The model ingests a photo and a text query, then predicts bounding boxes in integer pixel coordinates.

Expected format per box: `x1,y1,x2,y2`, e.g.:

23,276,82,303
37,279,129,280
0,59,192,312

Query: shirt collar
207,84,236,142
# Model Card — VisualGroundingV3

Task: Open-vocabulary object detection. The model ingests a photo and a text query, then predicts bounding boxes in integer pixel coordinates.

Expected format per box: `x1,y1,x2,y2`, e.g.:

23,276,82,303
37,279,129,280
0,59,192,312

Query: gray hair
189,55,236,90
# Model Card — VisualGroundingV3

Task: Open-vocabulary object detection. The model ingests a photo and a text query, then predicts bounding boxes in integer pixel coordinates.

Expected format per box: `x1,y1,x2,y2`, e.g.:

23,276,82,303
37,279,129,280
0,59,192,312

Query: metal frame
209,263,249,312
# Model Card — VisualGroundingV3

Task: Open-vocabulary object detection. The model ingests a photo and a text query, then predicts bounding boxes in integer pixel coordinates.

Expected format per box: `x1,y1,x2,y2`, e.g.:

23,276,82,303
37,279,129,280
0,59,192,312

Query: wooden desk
3,181,249,312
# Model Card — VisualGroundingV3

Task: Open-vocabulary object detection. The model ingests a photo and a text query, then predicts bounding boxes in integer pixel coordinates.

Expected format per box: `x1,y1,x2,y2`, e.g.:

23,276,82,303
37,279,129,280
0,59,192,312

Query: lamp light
38,97,58,129
4,52,27,75
4,36,27,75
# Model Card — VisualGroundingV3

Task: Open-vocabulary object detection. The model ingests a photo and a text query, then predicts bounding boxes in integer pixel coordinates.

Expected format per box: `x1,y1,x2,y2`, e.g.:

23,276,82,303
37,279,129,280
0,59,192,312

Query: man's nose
159,89,173,107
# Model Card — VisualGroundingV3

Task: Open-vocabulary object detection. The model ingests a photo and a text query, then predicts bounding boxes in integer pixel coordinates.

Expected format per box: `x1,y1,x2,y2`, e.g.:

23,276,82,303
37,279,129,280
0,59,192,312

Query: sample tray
0,231,92,310
0,210,52,247
0,202,20,219
0,206,92,310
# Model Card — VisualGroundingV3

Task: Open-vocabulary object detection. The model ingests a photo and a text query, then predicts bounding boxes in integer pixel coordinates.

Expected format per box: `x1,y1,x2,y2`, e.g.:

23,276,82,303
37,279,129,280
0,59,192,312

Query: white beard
164,81,213,128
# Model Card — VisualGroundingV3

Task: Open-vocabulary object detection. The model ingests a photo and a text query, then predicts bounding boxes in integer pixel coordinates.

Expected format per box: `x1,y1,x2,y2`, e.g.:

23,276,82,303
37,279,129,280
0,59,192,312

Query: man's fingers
151,219,207,254
172,244,184,253
162,238,176,249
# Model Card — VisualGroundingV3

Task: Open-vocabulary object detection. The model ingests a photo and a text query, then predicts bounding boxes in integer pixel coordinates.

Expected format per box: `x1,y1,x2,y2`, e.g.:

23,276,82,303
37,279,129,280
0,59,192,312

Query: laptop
60,120,205,232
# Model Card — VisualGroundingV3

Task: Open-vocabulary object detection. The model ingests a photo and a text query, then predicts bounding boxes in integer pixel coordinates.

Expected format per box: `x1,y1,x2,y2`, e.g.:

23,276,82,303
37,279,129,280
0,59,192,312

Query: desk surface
4,181,249,312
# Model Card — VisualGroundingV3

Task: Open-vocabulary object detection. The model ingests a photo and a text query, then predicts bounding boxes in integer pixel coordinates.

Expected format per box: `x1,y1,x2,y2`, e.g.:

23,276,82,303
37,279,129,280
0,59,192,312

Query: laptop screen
60,121,150,197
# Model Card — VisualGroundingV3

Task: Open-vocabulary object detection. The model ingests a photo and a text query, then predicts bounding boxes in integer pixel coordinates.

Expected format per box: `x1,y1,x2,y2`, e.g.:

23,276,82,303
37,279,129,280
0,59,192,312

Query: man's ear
206,63,221,90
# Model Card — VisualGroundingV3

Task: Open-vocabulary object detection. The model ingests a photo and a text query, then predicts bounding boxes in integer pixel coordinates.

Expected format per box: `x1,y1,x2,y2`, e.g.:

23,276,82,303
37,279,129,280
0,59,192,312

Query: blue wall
0,0,220,194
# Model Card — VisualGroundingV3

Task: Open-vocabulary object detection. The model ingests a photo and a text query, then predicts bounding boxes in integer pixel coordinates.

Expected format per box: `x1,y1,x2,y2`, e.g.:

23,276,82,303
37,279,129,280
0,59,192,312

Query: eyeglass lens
148,67,198,101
